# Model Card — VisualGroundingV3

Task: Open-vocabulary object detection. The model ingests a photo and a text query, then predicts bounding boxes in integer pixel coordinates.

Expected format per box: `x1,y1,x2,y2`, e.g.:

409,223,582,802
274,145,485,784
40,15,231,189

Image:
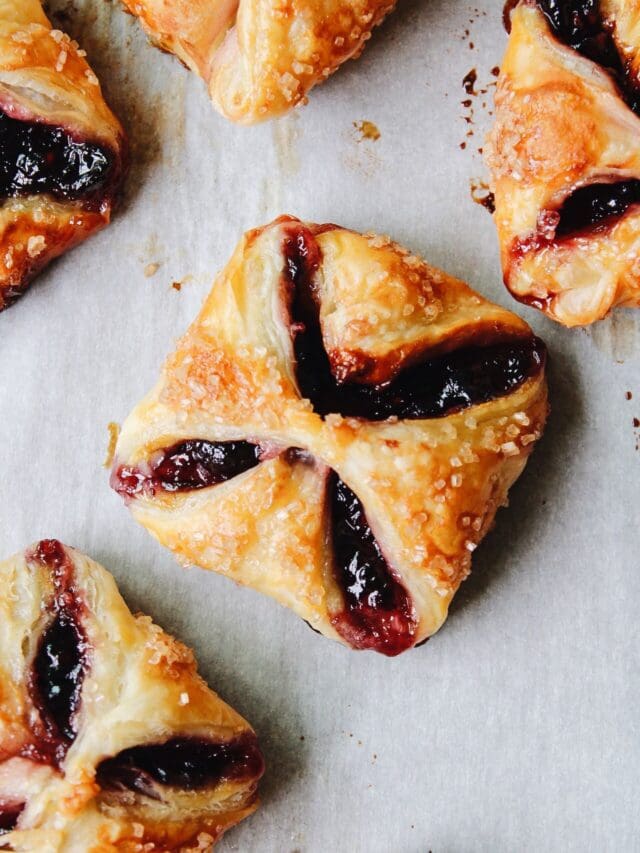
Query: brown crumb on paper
172,275,193,292
462,69,478,96
459,62,497,150
353,120,380,141
634,417,640,451
103,422,120,468
470,179,495,213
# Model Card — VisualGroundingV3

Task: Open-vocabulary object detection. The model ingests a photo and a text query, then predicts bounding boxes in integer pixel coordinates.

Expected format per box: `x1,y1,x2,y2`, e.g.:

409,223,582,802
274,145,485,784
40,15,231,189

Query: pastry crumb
103,422,120,468
144,262,161,278
353,120,380,141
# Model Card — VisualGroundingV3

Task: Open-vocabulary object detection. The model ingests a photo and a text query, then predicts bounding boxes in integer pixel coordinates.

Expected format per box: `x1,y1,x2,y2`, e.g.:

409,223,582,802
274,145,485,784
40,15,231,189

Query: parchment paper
1,1,639,850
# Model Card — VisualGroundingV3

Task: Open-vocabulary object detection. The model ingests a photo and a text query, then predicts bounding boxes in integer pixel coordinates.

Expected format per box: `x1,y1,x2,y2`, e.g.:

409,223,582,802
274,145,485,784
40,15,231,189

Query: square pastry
0,540,264,851
112,216,548,656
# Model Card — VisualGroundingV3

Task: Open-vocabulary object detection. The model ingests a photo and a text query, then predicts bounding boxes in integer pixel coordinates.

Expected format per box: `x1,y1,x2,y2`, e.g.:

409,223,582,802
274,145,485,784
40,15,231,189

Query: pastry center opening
283,226,545,421
0,112,115,203
329,473,416,656
96,733,265,793
112,439,263,497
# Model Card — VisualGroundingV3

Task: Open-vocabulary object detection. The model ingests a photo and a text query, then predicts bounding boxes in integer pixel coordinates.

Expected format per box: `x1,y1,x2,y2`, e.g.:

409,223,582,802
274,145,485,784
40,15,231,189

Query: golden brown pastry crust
0,540,263,852
111,215,548,656
119,0,395,123
486,1,640,326
0,0,126,311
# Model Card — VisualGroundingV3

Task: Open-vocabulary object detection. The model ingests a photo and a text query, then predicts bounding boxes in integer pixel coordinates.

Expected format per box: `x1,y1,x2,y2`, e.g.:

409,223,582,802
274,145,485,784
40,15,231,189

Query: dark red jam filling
555,180,640,235
283,228,545,420
112,439,262,497
0,112,115,203
25,540,88,765
96,733,264,794
536,0,640,114
329,473,416,656
0,805,24,835
32,612,87,746
510,180,640,266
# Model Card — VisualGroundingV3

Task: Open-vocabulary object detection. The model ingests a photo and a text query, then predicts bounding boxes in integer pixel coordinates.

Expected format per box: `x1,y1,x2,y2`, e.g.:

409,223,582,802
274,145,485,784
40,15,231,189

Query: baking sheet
1,1,639,850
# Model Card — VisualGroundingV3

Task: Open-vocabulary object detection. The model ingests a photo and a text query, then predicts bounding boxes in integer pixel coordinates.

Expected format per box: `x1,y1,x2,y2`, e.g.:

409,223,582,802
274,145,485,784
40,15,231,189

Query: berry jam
26,540,88,765
329,474,416,656
96,733,265,793
32,613,87,746
556,180,640,235
0,112,114,203
112,439,262,497
283,227,545,420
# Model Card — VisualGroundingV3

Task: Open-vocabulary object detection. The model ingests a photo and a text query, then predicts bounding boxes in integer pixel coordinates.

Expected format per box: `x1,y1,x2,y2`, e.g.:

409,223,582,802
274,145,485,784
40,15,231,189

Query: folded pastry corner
0,540,264,851
487,0,640,326
0,0,127,312
119,0,395,123
111,215,548,657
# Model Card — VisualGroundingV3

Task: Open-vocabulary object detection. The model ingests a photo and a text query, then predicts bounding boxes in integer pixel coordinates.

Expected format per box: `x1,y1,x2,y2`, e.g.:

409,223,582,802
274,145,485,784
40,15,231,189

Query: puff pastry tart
0,540,264,852
0,1,126,311
487,0,640,326
119,0,395,123
111,216,548,657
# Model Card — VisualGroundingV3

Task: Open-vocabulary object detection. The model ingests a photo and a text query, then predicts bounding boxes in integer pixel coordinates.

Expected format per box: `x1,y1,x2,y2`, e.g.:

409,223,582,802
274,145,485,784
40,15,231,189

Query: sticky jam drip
536,0,640,114
112,439,262,497
26,540,88,765
0,111,114,203
329,473,416,656
283,226,545,420
96,733,265,794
